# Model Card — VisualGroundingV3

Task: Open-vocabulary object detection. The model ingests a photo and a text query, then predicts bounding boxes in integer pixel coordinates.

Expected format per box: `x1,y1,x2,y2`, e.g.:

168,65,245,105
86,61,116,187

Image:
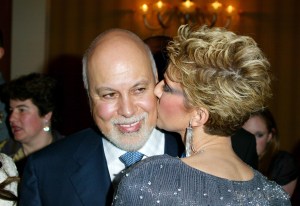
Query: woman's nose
9,110,17,123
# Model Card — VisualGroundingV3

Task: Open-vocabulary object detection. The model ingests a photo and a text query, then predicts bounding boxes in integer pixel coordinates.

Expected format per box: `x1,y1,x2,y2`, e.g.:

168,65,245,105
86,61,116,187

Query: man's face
87,41,157,151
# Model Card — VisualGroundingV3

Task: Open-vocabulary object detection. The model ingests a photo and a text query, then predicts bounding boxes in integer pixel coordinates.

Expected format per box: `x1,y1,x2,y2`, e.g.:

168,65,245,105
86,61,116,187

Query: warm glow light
211,1,222,11
226,5,235,15
182,0,194,9
141,4,149,14
180,0,195,13
139,0,239,30
156,1,163,10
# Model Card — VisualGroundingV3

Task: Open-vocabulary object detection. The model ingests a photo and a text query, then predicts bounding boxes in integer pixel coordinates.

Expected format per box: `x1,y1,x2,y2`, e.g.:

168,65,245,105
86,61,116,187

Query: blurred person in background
243,108,298,197
0,73,64,176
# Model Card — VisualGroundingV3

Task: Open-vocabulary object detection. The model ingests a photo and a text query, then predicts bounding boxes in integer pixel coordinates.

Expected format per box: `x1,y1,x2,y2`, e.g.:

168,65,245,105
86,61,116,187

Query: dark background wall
0,0,12,82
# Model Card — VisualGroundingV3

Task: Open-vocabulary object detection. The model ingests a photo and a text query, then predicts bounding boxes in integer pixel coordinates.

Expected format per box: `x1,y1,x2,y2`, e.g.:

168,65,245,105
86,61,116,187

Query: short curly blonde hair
166,25,272,136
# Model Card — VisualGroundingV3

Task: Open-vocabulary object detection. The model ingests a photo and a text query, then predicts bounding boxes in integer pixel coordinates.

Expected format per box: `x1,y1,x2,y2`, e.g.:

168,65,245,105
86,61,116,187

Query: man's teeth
120,121,139,127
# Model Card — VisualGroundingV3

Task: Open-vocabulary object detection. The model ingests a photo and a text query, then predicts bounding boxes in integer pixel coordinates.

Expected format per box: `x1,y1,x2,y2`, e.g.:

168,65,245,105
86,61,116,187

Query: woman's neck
22,133,53,156
188,128,232,155
182,131,253,181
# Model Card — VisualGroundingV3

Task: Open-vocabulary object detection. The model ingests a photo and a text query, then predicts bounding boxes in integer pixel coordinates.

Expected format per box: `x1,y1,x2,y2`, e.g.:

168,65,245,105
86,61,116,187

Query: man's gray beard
105,113,154,151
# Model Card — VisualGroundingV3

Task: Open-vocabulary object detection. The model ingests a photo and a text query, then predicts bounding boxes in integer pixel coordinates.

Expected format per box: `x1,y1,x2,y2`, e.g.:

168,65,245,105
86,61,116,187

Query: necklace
191,141,229,156
191,146,205,154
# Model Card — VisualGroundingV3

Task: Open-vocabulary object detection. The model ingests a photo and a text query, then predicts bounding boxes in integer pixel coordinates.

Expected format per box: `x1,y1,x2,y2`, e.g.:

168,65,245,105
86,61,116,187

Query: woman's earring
43,120,50,132
43,126,50,132
185,121,193,157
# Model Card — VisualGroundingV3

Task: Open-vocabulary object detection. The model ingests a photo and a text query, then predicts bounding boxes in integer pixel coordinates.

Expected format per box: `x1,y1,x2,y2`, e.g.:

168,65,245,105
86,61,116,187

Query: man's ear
190,108,209,127
0,47,5,59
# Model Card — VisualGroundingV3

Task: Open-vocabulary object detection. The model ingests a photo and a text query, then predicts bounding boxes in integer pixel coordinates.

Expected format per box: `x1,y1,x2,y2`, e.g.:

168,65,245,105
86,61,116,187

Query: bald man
19,29,183,206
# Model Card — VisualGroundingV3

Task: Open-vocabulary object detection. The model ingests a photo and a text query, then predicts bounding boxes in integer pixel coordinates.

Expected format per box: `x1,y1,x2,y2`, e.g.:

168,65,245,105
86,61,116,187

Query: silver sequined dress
113,154,291,206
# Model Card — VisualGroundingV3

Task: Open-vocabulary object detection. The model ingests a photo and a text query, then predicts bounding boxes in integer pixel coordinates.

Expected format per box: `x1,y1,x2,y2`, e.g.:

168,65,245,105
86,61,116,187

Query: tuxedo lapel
67,129,184,205
70,129,112,205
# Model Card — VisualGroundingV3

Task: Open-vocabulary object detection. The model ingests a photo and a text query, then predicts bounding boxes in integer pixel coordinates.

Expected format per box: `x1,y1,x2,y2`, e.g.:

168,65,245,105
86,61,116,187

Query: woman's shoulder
122,154,182,180
252,170,291,203
132,154,180,171
115,157,292,205
143,154,179,162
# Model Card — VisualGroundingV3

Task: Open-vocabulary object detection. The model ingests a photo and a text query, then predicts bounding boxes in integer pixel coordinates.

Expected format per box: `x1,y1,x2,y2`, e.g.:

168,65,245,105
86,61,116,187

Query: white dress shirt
103,128,165,181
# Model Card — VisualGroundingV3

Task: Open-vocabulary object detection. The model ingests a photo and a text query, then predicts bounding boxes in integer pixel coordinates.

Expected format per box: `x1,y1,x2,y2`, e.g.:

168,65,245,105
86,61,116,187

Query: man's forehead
88,51,153,81
102,79,150,88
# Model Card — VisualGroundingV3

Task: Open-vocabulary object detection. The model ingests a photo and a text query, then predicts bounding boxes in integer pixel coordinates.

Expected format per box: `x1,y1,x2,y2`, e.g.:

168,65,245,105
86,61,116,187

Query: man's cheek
94,102,117,121
136,94,157,112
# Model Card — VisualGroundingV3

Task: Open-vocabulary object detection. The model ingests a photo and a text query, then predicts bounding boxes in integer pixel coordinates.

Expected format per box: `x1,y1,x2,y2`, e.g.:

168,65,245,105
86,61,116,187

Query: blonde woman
113,25,291,205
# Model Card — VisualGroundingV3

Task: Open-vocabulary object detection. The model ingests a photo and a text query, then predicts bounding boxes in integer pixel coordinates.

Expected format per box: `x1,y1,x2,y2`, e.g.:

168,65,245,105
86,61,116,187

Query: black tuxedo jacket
19,127,255,206
18,127,183,206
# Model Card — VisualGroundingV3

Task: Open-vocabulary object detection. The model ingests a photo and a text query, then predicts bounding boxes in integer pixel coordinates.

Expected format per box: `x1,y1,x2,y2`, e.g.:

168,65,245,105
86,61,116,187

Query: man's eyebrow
96,80,151,91
132,80,151,87
95,87,116,93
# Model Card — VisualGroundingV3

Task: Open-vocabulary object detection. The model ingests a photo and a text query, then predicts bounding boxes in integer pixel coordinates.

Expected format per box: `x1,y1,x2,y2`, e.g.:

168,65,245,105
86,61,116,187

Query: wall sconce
140,0,239,30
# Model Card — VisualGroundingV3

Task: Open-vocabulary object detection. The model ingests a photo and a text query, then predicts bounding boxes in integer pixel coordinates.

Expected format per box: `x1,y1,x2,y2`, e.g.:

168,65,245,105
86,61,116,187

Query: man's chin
112,137,148,151
104,125,155,151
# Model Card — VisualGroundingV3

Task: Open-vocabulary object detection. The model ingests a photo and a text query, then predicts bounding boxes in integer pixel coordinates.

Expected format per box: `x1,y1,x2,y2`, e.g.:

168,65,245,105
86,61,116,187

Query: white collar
103,128,165,181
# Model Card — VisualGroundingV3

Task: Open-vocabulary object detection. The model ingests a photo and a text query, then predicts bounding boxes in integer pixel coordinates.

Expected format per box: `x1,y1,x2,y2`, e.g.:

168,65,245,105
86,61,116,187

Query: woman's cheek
159,97,181,117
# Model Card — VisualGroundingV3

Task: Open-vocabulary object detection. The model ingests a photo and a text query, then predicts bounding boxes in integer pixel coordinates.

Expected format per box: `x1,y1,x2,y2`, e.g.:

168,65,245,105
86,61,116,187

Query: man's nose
118,96,137,118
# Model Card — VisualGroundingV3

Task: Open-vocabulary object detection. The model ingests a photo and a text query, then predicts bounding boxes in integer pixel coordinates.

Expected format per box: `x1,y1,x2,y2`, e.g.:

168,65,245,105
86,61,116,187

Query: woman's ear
267,128,276,142
44,111,53,122
190,108,209,127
